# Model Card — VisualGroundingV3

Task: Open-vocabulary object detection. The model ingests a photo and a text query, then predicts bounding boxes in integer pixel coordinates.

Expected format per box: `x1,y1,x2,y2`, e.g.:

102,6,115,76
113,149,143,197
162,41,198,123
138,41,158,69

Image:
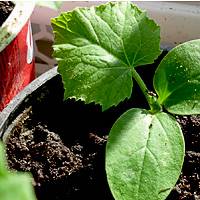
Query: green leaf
0,143,7,176
0,142,36,200
154,39,200,115
0,173,36,200
52,2,161,110
106,108,184,200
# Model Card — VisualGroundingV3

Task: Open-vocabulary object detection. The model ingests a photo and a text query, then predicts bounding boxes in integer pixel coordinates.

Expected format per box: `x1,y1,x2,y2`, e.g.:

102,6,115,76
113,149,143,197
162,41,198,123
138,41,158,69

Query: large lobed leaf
106,108,184,200
154,39,200,115
52,2,161,110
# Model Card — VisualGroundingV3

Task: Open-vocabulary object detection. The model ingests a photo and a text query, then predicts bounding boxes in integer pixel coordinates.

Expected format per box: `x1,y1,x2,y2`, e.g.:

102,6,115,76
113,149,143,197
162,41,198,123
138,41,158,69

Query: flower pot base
4,76,200,200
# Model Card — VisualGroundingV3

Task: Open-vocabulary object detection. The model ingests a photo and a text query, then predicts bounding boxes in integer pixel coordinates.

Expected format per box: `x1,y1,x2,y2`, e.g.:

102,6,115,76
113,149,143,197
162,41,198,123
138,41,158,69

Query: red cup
0,3,35,111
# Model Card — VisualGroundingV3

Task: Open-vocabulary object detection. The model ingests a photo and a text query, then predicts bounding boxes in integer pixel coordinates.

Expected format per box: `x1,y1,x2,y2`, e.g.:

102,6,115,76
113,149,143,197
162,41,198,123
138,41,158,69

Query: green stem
132,68,162,113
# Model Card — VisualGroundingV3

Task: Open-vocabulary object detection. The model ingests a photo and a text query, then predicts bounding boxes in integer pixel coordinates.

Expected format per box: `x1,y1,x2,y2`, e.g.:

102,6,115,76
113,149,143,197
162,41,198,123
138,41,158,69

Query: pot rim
0,2,35,52
0,67,58,138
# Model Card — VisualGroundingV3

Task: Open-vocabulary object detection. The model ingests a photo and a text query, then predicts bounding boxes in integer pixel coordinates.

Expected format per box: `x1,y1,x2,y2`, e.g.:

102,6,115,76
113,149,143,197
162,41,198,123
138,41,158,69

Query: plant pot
0,67,112,199
0,2,35,111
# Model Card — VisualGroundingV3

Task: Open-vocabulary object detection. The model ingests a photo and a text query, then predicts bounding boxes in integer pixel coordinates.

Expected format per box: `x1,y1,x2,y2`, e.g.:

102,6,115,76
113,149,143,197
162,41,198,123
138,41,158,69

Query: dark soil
6,105,113,200
0,1,14,27
5,51,200,200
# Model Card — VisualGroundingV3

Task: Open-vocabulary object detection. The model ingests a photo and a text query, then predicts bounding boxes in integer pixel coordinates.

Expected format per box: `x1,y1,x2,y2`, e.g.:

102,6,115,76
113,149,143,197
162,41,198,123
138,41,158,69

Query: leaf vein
137,116,153,199
161,74,200,104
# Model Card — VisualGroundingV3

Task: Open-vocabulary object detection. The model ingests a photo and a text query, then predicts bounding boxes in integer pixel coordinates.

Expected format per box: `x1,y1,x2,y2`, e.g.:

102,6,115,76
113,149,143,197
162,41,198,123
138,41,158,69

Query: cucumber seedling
52,2,200,200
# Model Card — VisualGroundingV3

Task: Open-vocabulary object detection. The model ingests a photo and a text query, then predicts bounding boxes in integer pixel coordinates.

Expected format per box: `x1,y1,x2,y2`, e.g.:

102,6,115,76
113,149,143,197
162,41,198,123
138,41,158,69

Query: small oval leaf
0,143,36,200
0,173,36,200
154,39,200,115
106,108,184,200
0,143,7,175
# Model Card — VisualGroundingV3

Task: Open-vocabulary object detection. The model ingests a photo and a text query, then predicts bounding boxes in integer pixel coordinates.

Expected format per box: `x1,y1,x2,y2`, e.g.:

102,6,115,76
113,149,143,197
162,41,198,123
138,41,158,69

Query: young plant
51,2,200,200
0,142,36,200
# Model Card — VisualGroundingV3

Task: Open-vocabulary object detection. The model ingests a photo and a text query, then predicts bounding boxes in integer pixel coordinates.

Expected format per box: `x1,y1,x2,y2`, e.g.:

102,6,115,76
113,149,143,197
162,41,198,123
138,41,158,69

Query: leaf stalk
132,68,162,113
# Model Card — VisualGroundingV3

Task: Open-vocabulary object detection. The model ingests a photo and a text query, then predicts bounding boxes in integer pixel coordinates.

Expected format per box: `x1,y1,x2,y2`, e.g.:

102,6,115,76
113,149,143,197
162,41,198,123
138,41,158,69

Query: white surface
135,2,200,49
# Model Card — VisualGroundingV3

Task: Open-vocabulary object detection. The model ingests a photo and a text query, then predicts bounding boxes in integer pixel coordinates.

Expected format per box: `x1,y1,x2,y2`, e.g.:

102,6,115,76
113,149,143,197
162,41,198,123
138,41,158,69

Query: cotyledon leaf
51,2,161,111
154,39,200,115
0,142,7,176
106,108,184,200
0,142,36,200
0,173,37,200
